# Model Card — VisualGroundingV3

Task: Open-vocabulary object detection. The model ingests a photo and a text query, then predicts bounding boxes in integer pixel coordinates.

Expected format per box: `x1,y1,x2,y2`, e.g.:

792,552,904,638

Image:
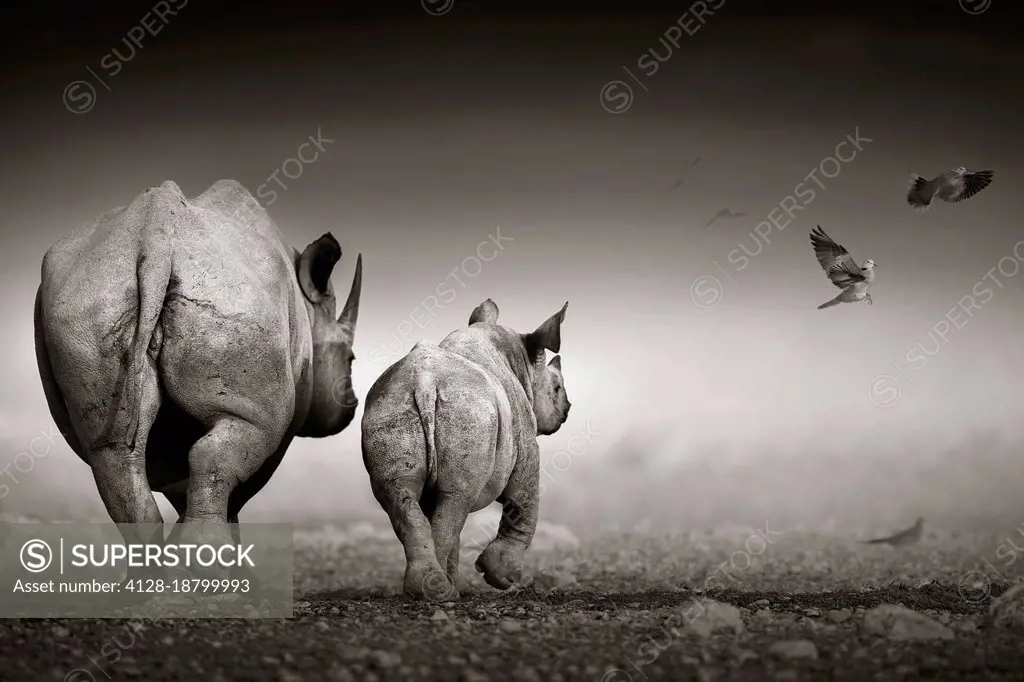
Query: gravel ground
2,522,1023,682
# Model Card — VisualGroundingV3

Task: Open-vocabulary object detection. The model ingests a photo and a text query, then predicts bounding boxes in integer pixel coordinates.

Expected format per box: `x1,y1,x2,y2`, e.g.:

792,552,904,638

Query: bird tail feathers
907,174,932,210
817,295,842,310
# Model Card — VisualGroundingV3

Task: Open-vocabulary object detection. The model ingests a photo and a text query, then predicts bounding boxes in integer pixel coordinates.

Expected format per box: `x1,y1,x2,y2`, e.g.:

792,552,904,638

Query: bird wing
950,169,993,202
810,226,864,289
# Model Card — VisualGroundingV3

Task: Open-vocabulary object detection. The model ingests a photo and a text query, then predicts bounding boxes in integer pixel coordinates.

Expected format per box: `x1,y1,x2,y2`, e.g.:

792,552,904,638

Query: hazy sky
2,7,1022,530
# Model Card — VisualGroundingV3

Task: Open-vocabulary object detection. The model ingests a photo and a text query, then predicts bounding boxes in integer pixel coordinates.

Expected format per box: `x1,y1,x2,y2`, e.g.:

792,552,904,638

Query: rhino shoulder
191,179,264,220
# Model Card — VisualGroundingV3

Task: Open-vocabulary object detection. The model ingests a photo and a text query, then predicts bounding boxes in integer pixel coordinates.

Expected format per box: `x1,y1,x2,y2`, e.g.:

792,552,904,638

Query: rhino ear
298,233,341,304
548,355,561,371
469,298,499,325
525,301,568,359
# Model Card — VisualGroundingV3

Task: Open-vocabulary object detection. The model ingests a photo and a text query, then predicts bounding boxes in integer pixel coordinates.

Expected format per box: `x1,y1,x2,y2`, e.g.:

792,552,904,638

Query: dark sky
2,1,1023,531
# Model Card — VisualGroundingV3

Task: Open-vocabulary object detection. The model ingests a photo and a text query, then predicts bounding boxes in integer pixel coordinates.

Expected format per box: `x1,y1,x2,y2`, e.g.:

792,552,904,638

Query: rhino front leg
430,494,474,595
476,451,540,590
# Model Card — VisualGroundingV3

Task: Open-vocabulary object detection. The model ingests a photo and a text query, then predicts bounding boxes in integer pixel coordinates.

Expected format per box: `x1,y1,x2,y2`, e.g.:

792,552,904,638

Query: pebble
369,650,401,669
826,608,852,623
499,620,523,633
683,599,745,638
862,604,954,641
460,668,489,682
768,639,819,661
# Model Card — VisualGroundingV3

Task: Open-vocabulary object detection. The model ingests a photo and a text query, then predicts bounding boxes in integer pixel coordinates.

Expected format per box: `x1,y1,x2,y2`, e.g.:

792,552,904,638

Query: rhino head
295,233,362,437
469,298,571,436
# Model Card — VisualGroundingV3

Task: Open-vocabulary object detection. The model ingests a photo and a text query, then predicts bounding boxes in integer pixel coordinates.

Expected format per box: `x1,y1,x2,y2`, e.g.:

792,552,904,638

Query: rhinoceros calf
34,179,362,556
362,298,570,601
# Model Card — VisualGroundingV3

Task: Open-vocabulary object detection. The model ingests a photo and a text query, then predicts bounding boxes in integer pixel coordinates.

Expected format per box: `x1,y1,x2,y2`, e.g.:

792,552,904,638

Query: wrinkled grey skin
34,179,362,568
362,298,570,601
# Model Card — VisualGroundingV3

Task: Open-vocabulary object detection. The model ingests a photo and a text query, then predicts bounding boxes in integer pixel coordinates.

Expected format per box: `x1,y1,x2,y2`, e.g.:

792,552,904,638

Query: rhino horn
337,253,362,336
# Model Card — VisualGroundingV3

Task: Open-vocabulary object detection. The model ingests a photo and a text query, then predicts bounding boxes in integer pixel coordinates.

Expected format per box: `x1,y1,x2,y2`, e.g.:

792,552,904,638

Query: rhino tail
413,382,439,489
122,230,174,450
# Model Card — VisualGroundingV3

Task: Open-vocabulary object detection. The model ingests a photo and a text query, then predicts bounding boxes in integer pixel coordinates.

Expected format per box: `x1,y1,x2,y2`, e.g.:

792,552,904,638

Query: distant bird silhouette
863,517,924,546
703,208,746,228
669,156,702,191
809,226,876,309
907,166,993,211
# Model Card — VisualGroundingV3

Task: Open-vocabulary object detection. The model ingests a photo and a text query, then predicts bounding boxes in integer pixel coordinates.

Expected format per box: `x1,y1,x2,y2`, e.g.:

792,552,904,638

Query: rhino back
39,180,314,436
438,325,536,435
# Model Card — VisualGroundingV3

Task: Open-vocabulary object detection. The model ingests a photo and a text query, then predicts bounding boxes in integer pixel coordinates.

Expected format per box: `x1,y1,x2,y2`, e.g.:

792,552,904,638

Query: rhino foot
475,537,526,591
404,562,459,602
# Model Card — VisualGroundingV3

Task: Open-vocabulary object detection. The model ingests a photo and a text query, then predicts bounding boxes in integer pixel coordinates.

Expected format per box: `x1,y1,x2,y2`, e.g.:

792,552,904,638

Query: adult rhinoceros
34,179,361,552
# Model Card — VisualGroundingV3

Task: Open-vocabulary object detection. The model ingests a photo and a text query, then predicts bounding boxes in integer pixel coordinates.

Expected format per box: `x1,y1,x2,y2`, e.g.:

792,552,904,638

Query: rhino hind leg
175,418,279,574
371,476,455,601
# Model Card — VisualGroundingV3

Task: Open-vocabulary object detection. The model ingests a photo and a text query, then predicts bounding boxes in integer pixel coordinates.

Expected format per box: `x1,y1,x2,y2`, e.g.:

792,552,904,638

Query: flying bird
703,208,746,228
907,166,993,210
809,226,876,309
669,156,702,191
862,517,924,547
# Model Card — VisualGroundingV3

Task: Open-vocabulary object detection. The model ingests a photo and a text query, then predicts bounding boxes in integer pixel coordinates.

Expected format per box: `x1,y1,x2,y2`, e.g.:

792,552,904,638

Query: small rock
499,620,523,633
989,582,1024,629
768,639,819,661
315,620,331,631
826,608,852,624
681,599,745,638
803,607,821,617
696,666,719,682
862,604,954,641
460,669,489,682
326,664,356,682
511,665,542,682
368,650,402,669
749,599,770,608
430,609,450,622
52,626,70,637
956,619,978,633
